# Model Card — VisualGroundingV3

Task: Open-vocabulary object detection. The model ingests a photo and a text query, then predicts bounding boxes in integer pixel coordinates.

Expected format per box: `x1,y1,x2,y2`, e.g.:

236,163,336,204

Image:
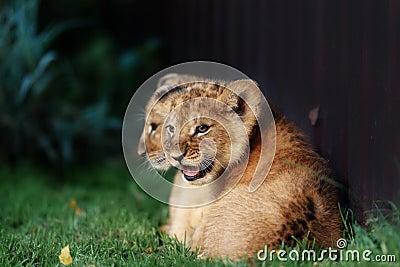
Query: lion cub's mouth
181,161,213,182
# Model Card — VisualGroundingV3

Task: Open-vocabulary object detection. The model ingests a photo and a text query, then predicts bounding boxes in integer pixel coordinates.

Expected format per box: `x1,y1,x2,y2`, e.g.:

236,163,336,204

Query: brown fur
138,74,342,260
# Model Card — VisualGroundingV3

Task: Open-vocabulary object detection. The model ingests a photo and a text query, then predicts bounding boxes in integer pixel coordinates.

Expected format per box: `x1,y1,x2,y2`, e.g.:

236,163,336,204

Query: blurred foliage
0,0,161,171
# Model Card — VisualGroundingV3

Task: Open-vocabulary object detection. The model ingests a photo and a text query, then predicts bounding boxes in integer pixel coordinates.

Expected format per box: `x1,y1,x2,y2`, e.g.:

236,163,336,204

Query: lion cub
138,74,342,259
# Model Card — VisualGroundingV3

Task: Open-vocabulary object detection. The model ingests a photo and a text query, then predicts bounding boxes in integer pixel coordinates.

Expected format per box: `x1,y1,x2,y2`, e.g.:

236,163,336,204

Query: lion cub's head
139,74,262,185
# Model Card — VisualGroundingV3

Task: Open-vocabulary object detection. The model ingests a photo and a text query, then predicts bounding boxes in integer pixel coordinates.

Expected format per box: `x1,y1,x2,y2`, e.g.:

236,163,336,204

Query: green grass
0,163,399,266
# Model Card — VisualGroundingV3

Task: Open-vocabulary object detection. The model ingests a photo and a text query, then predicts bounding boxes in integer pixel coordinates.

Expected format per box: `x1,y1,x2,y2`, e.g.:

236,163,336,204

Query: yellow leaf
59,245,73,265
69,199,77,208
69,199,84,216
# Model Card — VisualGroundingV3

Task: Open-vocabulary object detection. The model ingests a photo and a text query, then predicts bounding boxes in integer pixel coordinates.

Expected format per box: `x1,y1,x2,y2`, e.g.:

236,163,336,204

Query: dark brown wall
158,0,400,221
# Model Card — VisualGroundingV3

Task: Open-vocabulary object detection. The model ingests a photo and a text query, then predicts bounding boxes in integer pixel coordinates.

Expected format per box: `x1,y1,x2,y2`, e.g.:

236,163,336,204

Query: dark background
2,0,399,222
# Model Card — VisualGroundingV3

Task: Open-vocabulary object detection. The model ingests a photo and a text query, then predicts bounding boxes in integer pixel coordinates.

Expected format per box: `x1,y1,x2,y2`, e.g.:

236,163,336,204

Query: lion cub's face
162,101,233,185
139,77,261,186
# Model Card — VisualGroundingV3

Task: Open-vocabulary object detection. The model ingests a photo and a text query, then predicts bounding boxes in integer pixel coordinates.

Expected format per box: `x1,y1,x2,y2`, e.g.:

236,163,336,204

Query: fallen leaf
69,199,84,216
146,247,153,253
59,245,73,265
308,105,320,126
69,199,77,208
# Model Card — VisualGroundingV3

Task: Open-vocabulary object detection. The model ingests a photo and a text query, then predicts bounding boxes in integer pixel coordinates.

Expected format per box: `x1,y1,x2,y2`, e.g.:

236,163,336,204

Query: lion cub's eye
195,124,210,135
148,123,158,134
166,125,175,135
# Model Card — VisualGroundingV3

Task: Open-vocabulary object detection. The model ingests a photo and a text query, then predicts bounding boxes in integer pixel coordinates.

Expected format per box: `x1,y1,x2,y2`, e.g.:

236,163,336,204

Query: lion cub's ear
223,79,261,116
220,79,262,134
157,73,180,87
157,73,201,88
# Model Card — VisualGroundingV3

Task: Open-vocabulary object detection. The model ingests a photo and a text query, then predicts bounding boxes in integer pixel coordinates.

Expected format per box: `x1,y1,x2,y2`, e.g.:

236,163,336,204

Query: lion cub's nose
171,153,184,162
171,150,187,162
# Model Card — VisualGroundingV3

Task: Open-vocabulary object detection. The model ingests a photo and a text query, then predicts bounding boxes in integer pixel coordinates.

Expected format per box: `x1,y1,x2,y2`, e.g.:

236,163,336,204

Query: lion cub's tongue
182,170,199,177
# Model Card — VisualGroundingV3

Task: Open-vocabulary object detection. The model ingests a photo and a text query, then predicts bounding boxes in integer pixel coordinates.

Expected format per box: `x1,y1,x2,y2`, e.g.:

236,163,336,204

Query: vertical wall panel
160,0,400,221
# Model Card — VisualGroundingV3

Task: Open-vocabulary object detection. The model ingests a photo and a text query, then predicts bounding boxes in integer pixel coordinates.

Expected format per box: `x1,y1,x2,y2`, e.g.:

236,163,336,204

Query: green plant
0,0,68,164
0,0,161,170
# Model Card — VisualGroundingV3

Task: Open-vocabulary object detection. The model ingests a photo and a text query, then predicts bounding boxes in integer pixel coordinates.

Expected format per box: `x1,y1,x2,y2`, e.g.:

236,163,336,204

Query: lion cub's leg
164,173,205,244
167,206,195,242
